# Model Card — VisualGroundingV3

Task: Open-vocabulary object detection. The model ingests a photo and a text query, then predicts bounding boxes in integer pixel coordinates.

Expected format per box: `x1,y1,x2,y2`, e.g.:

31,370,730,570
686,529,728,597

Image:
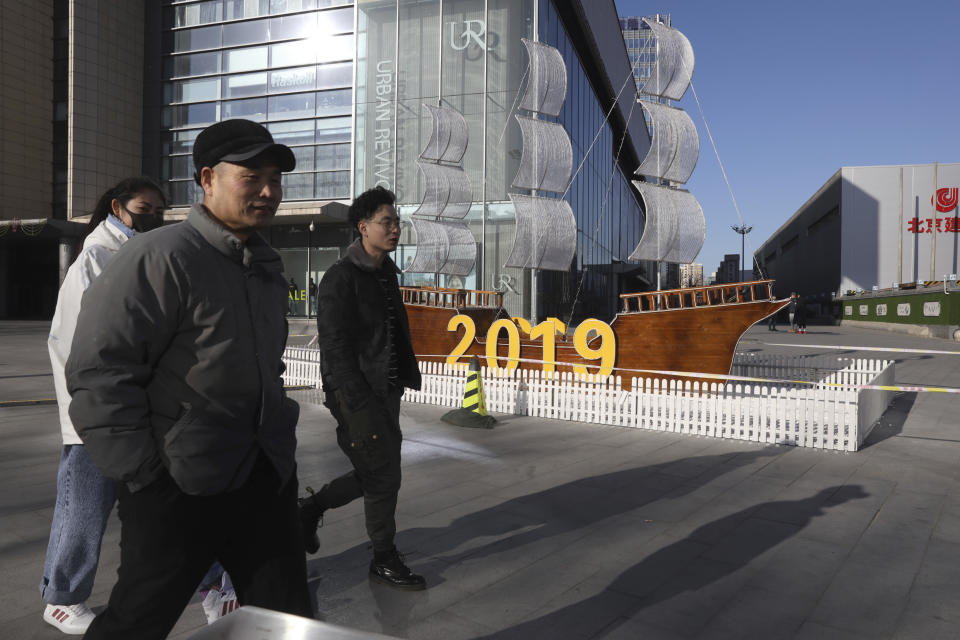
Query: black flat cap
193,119,296,184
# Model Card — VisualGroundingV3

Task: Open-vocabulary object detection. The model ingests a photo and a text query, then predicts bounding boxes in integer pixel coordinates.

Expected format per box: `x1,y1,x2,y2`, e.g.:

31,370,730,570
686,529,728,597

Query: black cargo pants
321,387,403,553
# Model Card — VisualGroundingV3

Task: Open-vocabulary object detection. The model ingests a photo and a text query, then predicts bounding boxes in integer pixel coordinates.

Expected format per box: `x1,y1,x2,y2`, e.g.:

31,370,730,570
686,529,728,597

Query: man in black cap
66,119,312,638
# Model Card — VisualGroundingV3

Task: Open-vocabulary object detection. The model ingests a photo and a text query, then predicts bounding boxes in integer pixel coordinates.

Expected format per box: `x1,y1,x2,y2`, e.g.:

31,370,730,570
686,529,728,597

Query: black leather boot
298,487,325,554
369,547,426,590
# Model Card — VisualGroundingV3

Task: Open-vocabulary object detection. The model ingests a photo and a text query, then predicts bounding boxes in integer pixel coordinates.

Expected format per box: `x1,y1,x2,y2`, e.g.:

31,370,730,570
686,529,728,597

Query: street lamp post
731,224,752,282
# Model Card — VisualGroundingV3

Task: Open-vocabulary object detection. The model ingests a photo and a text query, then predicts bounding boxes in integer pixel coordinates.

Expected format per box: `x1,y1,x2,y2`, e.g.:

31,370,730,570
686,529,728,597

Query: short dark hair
348,186,395,229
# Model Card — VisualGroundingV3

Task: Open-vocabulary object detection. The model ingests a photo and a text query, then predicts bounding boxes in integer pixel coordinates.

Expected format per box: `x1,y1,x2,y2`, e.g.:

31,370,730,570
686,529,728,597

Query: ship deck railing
400,286,503,309
620,280,776,313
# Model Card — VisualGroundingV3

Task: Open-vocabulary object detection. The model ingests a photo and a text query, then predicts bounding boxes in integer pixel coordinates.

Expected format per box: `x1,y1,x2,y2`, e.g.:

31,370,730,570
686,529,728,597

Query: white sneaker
201,586,239,624
43,603,96,635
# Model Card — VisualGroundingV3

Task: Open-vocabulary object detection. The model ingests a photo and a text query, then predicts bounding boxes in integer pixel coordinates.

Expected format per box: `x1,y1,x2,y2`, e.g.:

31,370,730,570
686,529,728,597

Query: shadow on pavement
859,391,916,448
478,485,869,639
309,447,785,632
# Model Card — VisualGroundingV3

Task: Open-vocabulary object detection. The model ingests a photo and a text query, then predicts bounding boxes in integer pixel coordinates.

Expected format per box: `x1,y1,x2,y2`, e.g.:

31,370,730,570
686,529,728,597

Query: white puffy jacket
49,218,131,444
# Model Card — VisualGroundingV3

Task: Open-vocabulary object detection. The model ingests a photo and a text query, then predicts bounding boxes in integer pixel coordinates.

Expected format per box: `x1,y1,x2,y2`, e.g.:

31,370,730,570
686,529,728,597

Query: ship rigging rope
688,81,764,278
565,91,640,328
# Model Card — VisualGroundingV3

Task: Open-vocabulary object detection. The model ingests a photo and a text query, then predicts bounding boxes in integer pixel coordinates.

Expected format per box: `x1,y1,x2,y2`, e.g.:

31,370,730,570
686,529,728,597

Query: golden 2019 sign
445,314,616,378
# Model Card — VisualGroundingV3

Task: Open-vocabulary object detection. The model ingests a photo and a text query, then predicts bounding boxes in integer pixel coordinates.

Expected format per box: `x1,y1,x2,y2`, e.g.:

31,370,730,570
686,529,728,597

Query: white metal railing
280,348,895,452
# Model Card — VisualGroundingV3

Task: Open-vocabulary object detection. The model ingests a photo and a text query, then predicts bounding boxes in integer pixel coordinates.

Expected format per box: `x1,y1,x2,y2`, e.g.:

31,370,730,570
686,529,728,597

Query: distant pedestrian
796,295,807,334
41,177,171,635
299,186,426,590
788,292,798,332
288,277,298,315
767,311,777,331
65,119,312,639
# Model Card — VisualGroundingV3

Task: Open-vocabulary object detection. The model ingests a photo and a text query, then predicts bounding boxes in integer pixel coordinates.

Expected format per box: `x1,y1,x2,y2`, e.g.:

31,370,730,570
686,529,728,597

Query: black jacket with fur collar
316,239,421,408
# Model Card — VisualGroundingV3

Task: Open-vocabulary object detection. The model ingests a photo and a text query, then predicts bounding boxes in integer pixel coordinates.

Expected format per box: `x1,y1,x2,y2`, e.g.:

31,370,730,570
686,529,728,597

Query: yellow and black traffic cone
462,356,488,416
442,356,497,429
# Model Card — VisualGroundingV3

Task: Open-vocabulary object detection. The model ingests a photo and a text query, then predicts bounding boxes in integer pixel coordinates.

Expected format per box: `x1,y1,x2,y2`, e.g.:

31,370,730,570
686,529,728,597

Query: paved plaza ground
2,320,959,639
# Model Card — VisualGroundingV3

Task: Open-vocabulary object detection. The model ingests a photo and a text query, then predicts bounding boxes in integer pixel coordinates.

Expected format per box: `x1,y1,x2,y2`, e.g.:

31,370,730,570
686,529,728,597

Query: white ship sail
631,18,704,266
504,38,578,272
405,103,476,277
628,181,704,263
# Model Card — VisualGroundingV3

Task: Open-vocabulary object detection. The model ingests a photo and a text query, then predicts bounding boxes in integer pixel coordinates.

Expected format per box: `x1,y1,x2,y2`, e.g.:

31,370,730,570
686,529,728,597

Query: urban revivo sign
449,20,491,51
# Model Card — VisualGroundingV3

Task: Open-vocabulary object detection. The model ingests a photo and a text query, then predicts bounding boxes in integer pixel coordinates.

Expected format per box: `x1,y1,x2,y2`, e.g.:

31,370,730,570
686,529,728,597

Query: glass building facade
354,0,646,321
144,0,646,322
152,0,356,206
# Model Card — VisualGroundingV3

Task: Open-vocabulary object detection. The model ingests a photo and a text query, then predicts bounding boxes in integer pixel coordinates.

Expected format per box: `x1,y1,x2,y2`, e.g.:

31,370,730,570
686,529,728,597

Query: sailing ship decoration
630,17,705,267
405,103,476,277
504,38,578,272
399,32,788,388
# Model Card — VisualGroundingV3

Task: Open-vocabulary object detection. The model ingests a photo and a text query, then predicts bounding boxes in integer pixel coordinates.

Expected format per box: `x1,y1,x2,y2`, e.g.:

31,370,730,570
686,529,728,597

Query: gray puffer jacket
66,204,297,495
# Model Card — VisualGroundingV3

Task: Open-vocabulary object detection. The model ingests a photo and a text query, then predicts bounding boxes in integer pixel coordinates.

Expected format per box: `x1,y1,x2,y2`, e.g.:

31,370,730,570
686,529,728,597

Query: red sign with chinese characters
907,216,960,234
906,188,960,233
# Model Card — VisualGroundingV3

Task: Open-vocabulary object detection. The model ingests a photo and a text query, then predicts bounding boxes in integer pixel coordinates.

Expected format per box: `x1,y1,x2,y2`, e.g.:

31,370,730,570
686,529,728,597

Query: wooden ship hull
403,280,789,389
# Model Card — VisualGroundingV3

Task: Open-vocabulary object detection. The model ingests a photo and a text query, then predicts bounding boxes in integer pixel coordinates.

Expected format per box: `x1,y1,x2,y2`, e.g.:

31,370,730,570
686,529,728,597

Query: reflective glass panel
315,171,350,199
222,72,268,98
316,7,353,35
270,41,316,68
316,62,353,89
269,13,317,41
290,145,315,171
161,128,202,155
224,46,268,73
223,97,267,121
268,92,316,120
164,155,194,181
164,51,220,78
173,0,222,27
282,173,315,200
317,0,352,7
162,102,218,128
224,0,270,21
315,143,350,170
269,0,318,13
268,119,316,145
269,66,316,93
315,116,350,143
316,33,353,63
223,19,269,47
315,88,351,116
173,25,221,52
165,77,220,103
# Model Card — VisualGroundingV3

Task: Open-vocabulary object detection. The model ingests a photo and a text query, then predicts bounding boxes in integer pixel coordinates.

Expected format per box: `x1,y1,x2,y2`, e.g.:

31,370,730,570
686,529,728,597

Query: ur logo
932,187,958,212
449,19,491,51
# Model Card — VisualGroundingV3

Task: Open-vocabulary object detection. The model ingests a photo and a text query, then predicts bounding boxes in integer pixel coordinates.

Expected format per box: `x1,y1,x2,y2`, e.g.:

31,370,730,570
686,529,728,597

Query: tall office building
679,262,703,288
1,0,651,324
619,14,670,96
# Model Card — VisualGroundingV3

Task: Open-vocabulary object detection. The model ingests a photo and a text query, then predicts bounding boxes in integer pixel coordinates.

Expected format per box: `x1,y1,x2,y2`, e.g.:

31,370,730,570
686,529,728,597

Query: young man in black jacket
303,186,425,590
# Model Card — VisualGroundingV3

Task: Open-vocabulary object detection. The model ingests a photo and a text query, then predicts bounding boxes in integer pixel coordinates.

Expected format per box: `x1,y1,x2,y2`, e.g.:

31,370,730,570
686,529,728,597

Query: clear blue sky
613,0,960,278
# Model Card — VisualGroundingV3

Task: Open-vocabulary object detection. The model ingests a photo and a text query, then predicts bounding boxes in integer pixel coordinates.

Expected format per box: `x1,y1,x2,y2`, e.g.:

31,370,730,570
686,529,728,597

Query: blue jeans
40,445,230,605
39,445,115,605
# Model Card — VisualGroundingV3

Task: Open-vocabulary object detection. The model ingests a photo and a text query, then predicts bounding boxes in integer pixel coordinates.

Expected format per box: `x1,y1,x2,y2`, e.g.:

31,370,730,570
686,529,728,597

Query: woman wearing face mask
39,177,170,634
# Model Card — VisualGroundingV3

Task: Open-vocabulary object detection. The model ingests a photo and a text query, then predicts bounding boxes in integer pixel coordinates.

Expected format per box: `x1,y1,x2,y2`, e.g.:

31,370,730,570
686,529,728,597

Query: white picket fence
282,347,322,388
280,348,895,452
